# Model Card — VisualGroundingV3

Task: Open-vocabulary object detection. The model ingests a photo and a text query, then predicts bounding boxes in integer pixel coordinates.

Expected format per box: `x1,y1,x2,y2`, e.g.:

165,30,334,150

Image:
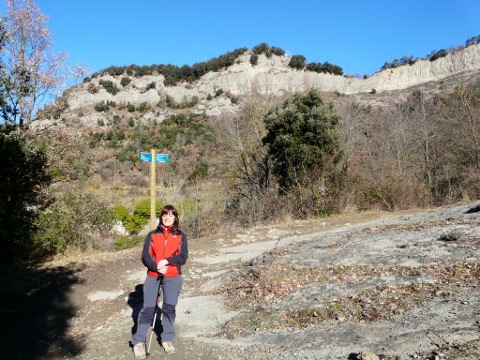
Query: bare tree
454,82,480,176
405,91,443,196
0,0,89,127
216,94,276,190
212,93,280,224
336,97,373,174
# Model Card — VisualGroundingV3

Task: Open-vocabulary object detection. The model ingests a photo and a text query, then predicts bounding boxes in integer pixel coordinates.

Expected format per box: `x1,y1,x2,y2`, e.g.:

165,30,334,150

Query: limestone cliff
48,44,480,126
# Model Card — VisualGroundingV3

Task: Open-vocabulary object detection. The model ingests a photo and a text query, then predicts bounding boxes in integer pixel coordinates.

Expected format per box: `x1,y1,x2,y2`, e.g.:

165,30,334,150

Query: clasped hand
157,259,169,275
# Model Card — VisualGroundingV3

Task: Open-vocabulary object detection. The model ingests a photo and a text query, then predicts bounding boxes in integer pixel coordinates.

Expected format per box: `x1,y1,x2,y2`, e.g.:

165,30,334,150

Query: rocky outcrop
62,44,480,122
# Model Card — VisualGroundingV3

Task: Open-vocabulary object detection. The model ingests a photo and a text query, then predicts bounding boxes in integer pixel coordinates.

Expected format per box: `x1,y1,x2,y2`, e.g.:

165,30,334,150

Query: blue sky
3,0,479,76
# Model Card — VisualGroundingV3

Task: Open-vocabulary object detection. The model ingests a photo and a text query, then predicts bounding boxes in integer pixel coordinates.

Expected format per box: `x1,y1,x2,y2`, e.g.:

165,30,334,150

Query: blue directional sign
140,152,169,163
155,154,169,163
140,152,152,162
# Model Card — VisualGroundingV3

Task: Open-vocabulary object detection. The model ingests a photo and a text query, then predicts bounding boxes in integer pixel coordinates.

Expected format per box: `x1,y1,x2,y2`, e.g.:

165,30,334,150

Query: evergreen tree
263,89,341,191
288,55,307,70
0,129,51,262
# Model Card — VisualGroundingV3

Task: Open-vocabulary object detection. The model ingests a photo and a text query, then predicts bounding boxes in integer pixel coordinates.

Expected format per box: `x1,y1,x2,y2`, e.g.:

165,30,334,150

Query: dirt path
2,204,479,360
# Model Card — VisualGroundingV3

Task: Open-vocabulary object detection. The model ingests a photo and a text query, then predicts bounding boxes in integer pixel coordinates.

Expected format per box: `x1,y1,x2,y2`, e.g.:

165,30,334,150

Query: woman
131,204,188,359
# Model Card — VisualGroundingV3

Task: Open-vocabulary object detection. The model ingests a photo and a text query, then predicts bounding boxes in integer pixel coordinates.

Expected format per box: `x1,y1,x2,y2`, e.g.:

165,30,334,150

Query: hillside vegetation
2,25,480,263
12,74,480,262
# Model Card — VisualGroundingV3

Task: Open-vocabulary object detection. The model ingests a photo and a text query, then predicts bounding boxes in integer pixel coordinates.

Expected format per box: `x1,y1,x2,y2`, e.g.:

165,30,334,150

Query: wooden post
150,148,156,230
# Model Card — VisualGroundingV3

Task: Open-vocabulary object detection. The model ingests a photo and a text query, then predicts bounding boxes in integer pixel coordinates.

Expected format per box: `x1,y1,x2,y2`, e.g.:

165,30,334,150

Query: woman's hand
157,265,168,275
158,259,169,267
157,259,169,274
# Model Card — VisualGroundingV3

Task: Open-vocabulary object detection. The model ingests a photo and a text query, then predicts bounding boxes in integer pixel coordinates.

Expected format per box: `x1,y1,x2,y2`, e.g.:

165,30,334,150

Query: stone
356,350,380,360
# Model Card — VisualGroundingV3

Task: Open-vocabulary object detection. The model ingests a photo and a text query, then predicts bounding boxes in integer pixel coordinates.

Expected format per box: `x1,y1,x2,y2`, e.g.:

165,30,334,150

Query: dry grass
220,262,480,339
361,217,480,234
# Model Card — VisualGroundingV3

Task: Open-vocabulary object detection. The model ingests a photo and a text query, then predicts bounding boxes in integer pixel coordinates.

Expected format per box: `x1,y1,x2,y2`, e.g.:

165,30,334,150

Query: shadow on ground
0,263,84,360
127,283,144,337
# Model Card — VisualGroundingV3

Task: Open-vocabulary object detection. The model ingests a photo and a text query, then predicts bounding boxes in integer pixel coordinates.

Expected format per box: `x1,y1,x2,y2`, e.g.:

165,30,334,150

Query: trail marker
140,150,169,230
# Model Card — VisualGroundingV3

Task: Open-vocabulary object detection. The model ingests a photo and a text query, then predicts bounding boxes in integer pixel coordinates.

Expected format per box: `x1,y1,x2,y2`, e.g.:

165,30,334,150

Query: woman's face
162,211,175,227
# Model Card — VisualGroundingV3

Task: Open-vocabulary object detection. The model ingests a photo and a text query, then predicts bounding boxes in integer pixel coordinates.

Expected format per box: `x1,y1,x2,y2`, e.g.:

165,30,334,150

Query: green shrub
112,199,163,234
114,235,130,250
120,213,141,234
121,76,131,87
288,55,307,70
166,95,178,108
141,113,211,151
33,191,114,254
428,49,448,62
164,76,178,87
252,42,269,55
116,129,126,141
114,234,144,250
134,198,163,219
250,43,285,59
87,83,98,94
117,144,138,163
250,53,259,66
33,205,71,254
0,131,51,263
270,46,285,56
94,101,109,112
99,79,120,95
89,132,103,148
305,61,343,75
133,199,151,219
93,47,248,85
263,89,341,192
112,205,136,234
188,159,209,180
127,103,136,113
137,102,150,112
94,100,116,112
112,205,130,223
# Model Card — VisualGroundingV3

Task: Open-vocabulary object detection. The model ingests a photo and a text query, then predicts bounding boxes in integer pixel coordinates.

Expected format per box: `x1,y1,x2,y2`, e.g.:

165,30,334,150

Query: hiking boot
162,341,176,354
133,342,146,359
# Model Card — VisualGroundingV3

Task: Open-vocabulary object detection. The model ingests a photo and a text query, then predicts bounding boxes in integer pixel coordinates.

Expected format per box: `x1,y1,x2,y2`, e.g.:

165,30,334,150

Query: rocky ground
1,202,479,360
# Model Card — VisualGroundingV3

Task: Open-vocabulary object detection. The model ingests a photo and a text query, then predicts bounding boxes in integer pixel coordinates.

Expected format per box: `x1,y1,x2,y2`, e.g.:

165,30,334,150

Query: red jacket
141,227,188,278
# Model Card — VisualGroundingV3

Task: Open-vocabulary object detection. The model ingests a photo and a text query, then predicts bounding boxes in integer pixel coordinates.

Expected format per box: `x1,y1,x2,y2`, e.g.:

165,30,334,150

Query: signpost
140,150,169,230
139,152,169,163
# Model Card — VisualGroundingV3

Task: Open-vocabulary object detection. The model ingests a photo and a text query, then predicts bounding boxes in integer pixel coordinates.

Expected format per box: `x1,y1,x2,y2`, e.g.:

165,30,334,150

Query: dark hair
158,204,181,235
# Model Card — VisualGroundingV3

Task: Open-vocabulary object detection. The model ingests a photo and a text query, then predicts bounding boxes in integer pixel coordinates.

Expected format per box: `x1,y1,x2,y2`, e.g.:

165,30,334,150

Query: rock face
63,44,480,122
